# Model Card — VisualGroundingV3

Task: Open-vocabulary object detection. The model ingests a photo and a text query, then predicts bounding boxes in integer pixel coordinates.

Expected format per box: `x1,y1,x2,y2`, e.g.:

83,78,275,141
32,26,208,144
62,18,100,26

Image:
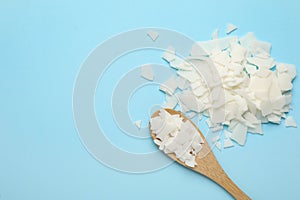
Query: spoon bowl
149,108,251,200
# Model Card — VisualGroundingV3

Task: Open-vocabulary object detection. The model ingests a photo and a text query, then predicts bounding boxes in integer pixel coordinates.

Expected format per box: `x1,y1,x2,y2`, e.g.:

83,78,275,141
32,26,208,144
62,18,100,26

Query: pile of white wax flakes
142,24,297,149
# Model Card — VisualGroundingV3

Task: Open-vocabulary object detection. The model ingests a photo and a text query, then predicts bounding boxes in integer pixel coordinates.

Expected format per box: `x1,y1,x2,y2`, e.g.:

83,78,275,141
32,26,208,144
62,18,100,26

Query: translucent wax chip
140,64,154,81
285,116,297,128
134,120,142,129
230,123,248,146
226,23,238,34
215,141,222,151
147,30,159,41
224,138,234,148
212,29,219,40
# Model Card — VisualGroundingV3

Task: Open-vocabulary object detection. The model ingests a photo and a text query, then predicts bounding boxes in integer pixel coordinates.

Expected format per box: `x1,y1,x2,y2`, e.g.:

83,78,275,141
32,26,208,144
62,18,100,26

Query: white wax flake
239,32,256,49
252,40,271,55
215,141,222,151
140,64,154,81
147,30,159,41
159,76,178,95
212,124,223,132
212,29,219,40
150,109,204,167
260,101,273,117
277,73,293,91
267,114,281,124
163,94,178,109
245,64,258,75
177,70,200,83
176,76,188,90
206,118,213,128
230,43,247,63
243,112,260,124
247,57,275,69
162,46,176,62
226,23,238,34
154,139,161,146
211,51,231,66
170,57,192,71
134,120,142,129
178,92,204,112
224,138,234,148
212,135,220,143
285,116,297,128
224,130,231,138
155,26,297,149
285,64,297,80
230,123,248,146
193,36,238,55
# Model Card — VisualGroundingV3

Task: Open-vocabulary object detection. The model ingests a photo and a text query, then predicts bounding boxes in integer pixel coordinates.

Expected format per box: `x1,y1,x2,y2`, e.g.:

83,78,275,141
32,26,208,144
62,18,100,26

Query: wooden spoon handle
212,171,251,200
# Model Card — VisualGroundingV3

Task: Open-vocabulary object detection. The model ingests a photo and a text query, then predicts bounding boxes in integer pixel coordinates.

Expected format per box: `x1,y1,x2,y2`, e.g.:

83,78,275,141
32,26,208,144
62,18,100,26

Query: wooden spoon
149,108,251,200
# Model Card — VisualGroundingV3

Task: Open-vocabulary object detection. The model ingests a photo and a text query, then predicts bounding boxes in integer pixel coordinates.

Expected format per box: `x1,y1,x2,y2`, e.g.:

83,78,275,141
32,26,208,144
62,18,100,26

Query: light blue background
1,0,299,199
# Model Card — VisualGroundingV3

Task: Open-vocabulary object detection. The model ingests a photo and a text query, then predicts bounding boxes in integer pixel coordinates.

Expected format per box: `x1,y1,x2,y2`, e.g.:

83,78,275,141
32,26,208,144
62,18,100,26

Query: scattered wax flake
163,94,178,109
215,141,222,151
267,114,281,124
243,112,260,125
224,130,232,138
211,51,231,66
248,123,263,135
285,64,297,80
285,116,297,128
251,40,272,55
245,64,258,75
226,23,238,34
230,123,248,146
260,101,273,117
276,62,288,73
212,29,219,40
162,46,176,62
190,42,209,56
170,57,193,70
281,113,287,119
247,57,275,69
192,85,207,97
193,36,238,55
206,118,213,128
178,92,204,112
277,73,293,91
147,30,159,41
212,135,221,143
177,69,200,83
159,76,178,95
140,64,154,81
212,125,223,132
134,120,142,129
176,76,188,90
224,138,234,148
240,32,256,50
230,43,247,63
